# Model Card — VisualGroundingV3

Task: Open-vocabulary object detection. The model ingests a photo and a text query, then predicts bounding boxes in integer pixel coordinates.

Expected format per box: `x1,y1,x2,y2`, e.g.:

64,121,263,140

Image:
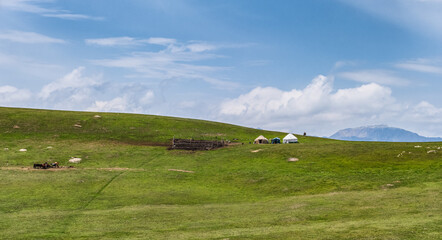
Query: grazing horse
42,162,49,169
33,163,43,169
34,162,60,169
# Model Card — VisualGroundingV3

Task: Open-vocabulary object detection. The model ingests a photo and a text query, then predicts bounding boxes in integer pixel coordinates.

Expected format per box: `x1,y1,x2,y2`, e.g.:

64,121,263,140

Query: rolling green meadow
0,107,441,239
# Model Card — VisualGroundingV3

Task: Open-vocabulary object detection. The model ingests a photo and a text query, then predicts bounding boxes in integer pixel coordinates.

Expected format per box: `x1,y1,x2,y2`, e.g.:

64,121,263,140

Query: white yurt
254,135,269,144
283,133,298,143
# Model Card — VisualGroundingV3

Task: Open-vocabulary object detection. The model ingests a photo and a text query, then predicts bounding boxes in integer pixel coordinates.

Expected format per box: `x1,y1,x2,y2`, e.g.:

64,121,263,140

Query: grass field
0,107,441,239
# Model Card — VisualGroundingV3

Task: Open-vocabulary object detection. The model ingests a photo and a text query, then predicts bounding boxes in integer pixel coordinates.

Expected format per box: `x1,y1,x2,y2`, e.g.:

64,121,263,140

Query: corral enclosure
170,138,227,150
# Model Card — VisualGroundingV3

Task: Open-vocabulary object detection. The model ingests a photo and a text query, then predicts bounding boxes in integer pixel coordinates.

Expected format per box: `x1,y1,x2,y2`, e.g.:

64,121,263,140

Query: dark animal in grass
33,163,44,169
33,162,54,169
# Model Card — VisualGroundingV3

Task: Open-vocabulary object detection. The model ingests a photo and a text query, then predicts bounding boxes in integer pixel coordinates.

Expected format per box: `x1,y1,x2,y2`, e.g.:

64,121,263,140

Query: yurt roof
255,135,268,141
283,133,297,140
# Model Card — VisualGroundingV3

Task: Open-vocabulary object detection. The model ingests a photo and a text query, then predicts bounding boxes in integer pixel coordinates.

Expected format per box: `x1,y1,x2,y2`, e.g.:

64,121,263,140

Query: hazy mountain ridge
330,125,442,142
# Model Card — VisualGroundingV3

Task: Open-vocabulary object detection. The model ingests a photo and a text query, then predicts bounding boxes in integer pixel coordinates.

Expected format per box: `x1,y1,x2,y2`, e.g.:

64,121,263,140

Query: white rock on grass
397,151,406,157
19,149,27,152
69,157,82,163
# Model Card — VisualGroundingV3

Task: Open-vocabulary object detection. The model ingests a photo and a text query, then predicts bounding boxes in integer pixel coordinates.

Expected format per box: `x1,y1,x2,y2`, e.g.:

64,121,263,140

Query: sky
0,0,442,137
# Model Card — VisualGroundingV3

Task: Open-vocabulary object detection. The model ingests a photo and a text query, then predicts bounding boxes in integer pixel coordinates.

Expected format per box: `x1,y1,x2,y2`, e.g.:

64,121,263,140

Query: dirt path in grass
1,167,75,171
0,167,144,171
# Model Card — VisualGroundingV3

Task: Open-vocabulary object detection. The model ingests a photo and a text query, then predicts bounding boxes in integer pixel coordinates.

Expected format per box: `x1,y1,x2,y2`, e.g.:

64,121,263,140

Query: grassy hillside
0,107,288,144
0,107,441,239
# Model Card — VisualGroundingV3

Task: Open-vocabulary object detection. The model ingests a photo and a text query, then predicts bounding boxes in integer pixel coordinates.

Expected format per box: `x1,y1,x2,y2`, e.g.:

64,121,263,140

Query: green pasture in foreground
0,107,441,239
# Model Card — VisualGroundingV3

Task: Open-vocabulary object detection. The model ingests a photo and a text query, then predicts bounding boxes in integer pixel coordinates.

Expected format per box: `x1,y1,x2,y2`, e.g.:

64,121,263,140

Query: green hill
0,107,440,239
0,107,289,143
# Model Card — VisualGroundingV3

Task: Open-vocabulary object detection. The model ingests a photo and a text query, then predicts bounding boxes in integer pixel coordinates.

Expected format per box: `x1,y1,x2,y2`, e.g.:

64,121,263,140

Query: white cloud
406,101,442,122
42,13,104,21
86,88,156,113
87,97,129,112
219,75,400,135
1,0,102,20
219,74,442,136
395,59,442,74
39,67,101,99
35,67,157,113
186,42,217,52
341,0,442,39
90,38,238,89
394,101,442,137
139,90,155,105
146,37,177,46
220,75,394,117
86,36,219,53
0,30,65,44
86,37,142,46
0,85,32,106
0,0,55,14
331,60,358,70
338,70,410,86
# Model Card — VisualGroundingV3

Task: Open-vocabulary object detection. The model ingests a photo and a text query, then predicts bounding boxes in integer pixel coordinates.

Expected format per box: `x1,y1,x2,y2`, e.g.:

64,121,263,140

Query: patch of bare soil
381,183,395,189
201,133,226,137
1,167,144,172
1,167,75,171
227,142,243,146
120,140,169,147
91,167,144,172
96,167,129,171
168,169,194,173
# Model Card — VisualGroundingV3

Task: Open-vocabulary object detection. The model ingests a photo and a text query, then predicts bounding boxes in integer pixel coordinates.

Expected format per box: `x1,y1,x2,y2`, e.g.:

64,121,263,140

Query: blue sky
1,0,442,137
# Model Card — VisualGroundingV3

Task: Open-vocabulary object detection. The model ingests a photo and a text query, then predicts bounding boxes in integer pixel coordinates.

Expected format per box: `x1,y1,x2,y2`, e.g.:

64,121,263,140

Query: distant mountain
330,125,442,142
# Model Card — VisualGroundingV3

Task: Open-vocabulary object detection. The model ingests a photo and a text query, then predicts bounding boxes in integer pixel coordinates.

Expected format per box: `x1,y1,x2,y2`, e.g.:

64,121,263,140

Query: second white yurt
283,133,298,143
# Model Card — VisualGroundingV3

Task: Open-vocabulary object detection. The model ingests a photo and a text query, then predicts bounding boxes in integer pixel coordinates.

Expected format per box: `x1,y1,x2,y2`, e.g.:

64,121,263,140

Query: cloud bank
219,75,441,136
2,70,442,137
338,70,410,86
0,85,32,106
0,30,65,44
0,67,157,113
1,0,102,20
395,59,442,74
37,67,157,113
